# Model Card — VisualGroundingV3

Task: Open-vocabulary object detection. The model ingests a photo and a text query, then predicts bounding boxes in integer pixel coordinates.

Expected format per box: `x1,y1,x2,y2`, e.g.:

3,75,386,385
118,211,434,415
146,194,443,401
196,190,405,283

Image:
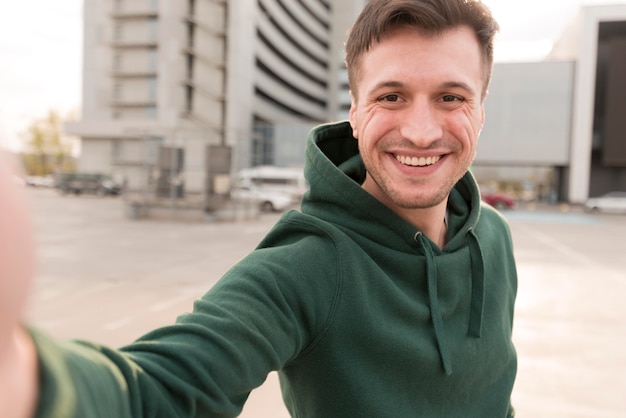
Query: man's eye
380,94,400,102
441,95,462,103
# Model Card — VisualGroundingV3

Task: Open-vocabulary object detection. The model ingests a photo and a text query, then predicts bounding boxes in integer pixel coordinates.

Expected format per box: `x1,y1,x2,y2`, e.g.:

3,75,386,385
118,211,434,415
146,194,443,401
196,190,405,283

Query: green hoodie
32,121,517,417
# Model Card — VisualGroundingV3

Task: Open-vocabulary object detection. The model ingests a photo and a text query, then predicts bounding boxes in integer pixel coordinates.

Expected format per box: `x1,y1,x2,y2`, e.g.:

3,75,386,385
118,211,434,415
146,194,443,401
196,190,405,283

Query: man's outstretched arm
0,328,38,418
0,158,39,418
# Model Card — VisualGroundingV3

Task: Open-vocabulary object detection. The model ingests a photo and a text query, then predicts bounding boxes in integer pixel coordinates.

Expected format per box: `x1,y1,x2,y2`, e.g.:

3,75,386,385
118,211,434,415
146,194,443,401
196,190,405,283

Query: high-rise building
66,0,365,216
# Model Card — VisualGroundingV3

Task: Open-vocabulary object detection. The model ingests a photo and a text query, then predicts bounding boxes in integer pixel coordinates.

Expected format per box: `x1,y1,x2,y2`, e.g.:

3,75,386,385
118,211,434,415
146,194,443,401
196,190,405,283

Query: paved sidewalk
23,189,626,417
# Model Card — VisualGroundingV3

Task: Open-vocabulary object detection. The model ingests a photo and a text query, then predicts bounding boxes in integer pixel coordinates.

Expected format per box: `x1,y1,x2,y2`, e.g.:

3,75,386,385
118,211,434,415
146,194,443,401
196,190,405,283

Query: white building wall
193,94,223,128
255,16,328,81
195,30,225,63
478,61,574,166
115,0,154,14
79,139,114,173
281,1,328,41
196,1,226,32
300,0,328,20
82,0,112,121
259,0,328,62
181,137,206,192
329,0,366,121
115,78,154,103
115,19,156,44
255,41,327,102
551,5,626,203
118,138,146,164
254,72,327,120
155,0,186,128
253,97,314,125
194,61,225,98
114,49,157,74
225,0,258,171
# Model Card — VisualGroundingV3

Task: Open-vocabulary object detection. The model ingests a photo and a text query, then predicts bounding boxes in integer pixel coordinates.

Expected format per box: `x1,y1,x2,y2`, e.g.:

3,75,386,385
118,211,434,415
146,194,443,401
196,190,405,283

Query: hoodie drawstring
415,232,453,376
415,228,487,376
466,228,485,338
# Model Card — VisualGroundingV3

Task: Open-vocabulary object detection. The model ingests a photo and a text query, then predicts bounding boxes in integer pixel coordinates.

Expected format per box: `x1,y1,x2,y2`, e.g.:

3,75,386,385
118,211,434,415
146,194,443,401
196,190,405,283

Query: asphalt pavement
21,187,626,417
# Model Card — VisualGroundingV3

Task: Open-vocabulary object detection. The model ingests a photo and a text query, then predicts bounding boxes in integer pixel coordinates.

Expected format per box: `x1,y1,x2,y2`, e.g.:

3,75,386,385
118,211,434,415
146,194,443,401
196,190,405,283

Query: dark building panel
603,37,626,166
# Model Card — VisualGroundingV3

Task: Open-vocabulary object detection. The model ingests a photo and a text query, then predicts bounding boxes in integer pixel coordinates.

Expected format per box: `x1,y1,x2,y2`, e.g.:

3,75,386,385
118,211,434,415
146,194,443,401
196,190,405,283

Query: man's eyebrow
365,81,405,97
368,80,404,92
438,81,477,94
367,80,478,95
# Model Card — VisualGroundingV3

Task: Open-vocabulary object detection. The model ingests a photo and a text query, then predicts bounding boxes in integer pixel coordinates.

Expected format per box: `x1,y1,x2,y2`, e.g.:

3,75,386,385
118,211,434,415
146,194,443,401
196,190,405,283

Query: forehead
356,25,484,96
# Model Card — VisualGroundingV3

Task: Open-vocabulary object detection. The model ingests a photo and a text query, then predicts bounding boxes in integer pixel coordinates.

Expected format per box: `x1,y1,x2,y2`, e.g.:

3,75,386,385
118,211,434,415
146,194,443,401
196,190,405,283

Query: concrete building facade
67,0,364,215
548,4,626,203
463,4,626,204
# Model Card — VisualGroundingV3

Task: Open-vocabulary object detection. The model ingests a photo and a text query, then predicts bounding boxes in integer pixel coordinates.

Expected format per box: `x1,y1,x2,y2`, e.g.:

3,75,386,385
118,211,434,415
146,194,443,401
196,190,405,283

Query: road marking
525,225,624,284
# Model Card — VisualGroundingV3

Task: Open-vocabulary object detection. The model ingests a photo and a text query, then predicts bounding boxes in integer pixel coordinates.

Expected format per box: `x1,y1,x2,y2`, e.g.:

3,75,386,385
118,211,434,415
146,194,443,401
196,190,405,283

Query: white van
232,166,307,212
236,166,307,197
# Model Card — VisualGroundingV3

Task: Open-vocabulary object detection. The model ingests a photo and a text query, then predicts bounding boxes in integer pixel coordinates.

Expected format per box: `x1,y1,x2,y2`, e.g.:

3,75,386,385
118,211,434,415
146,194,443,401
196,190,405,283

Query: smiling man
350,23,486,247
1,1,518,417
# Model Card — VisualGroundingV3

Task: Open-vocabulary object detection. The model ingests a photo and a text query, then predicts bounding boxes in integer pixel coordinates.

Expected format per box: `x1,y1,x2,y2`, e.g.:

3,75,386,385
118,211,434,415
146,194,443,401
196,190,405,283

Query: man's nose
400,100,442,147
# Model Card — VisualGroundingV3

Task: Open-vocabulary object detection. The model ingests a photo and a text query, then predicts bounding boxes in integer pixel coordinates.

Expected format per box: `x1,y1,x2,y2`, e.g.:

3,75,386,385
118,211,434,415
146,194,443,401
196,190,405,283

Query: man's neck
397,200,449,249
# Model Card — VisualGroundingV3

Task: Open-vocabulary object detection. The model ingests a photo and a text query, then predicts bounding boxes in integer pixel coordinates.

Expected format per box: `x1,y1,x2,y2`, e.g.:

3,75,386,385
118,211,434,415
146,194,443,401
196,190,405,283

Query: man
0,0,518,416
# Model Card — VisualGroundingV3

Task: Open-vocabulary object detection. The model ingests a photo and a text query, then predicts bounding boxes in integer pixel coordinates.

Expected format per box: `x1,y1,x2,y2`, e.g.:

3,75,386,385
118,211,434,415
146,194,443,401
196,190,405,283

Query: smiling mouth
395,154,442,167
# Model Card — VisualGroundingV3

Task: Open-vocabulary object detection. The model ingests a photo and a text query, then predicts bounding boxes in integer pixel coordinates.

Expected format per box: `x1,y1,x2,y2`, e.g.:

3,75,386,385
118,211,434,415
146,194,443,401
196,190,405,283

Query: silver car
231,186,296,212
584,191,626,214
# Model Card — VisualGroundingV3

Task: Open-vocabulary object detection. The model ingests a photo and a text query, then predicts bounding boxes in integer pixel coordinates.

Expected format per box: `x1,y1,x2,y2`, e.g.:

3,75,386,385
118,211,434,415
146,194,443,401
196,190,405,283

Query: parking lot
21,188,626,417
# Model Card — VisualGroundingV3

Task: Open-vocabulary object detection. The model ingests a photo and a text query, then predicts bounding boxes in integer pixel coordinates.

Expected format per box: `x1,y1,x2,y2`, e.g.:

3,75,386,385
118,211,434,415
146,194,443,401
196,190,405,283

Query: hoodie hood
300,121,486,375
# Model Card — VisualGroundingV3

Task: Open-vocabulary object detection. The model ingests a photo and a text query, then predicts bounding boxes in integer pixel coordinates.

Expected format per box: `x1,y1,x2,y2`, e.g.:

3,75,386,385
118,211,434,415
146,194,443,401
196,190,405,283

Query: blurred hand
0,157,38,418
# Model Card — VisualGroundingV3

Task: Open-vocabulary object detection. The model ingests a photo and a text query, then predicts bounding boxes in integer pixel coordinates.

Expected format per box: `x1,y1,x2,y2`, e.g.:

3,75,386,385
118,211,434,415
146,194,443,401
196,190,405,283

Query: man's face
349,25,486,211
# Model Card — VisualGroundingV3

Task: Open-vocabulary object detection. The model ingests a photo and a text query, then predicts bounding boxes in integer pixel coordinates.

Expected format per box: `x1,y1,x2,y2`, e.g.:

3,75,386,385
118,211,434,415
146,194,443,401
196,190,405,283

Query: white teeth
396,154,441,167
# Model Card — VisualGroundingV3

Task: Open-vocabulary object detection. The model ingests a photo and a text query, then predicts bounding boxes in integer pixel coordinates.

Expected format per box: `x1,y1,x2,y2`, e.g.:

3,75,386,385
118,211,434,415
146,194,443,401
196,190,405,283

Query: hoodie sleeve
30,217,340,418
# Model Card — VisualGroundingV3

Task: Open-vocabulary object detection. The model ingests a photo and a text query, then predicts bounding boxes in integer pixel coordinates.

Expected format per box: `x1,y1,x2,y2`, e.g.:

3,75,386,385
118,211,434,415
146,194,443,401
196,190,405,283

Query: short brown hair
345,0,499,99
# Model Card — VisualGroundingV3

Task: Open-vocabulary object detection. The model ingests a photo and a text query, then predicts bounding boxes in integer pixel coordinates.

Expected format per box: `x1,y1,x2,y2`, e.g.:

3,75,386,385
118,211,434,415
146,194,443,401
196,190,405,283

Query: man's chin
392,193,449,210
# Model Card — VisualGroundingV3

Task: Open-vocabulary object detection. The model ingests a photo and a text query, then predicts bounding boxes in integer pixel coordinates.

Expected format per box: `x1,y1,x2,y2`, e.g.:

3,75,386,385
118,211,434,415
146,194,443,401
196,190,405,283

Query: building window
148,77,157,101
148,18,158,42
145,136,163,164
148,49,157,71
113,83,122,101
185,85,193,113
252,124,275,166
113,53,122,72
114,23,122,42
112,140,122,161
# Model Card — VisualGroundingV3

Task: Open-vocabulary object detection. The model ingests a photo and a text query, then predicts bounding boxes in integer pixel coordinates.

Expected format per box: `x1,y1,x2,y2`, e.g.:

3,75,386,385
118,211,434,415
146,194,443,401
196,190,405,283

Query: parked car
55,172,121,196
584,191,626,214
481,192,517,210
231,186,296,212
25,175,55,188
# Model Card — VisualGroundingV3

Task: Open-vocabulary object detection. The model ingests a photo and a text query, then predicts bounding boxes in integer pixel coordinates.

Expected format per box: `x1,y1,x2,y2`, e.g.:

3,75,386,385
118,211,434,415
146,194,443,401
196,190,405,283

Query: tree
20,110,76,176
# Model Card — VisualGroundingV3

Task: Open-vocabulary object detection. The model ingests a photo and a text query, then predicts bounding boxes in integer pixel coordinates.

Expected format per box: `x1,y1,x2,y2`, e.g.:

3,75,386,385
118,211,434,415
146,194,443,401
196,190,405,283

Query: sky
1,0,625,152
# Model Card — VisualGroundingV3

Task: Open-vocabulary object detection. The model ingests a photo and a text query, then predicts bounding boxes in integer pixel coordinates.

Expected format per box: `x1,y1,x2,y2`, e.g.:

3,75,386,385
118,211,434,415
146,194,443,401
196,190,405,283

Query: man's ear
349,90,358,139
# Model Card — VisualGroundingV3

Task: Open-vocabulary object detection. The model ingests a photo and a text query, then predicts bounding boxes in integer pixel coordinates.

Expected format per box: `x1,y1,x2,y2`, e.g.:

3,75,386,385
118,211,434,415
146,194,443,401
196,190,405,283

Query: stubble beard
378,173,458,210
364,158,468,210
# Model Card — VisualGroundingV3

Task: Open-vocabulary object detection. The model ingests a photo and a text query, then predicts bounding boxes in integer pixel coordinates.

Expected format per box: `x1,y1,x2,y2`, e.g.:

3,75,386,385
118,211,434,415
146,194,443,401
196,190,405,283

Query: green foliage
20,110,76,176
